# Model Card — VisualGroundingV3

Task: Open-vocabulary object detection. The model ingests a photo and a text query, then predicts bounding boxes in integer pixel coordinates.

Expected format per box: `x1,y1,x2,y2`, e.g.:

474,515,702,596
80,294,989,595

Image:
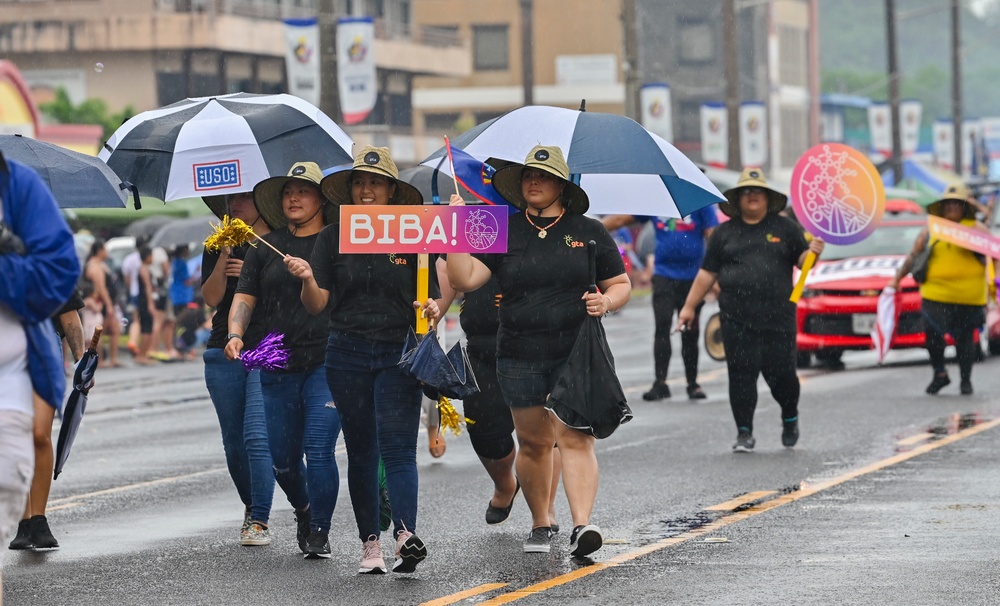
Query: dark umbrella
149,216,215,249
399,326,479,400
54,326,102,479
398,165,477,204
123,215,175,240
0,135,136,208
547,241,632,439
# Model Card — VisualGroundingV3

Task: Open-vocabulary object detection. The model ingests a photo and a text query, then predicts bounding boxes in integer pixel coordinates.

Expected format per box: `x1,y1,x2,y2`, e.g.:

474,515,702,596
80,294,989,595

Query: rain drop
94,62,104,73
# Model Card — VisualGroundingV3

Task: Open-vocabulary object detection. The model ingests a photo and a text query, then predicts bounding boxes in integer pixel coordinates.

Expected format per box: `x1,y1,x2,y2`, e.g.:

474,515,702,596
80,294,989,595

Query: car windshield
821,223,925,261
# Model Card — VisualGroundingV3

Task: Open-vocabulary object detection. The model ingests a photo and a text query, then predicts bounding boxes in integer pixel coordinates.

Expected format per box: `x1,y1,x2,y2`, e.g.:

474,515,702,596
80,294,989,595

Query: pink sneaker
392,530,427,573
359,535,386,574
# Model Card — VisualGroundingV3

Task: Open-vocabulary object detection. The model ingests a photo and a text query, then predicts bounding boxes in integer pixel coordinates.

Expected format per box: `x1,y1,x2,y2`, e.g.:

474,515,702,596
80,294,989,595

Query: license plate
852,313,877,335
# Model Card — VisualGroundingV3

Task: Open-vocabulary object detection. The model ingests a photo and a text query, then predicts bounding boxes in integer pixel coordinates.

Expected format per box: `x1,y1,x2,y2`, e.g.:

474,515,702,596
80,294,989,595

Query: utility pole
951,0,963,177
520,0,534,106
885,0,903,185
621,0,640,121
319,0,342,121
723,0,741,170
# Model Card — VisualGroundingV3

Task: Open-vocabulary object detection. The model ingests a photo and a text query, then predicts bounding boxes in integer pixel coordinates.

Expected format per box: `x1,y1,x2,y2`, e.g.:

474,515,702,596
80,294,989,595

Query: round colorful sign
790,143,885,245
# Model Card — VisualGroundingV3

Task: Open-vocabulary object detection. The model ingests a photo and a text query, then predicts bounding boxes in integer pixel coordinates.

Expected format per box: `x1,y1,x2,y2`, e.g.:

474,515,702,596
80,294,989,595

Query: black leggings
464,336,515,461
720,319,799,433
922,299,982,382
651,276,702,385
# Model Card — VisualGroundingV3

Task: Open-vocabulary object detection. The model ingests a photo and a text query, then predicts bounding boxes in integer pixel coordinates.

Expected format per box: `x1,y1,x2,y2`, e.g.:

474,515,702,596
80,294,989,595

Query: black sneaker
732,431,756,453
304,530,331,559
925,373,950,395
569,524,603,558
642,381,671,401
523,527,553,553
485,480,520,525
393,530,427,573
781,418,799,448
29,515,59,550
960,380,973,395
8,519,31,550
686,384,707,400
295,507,312,553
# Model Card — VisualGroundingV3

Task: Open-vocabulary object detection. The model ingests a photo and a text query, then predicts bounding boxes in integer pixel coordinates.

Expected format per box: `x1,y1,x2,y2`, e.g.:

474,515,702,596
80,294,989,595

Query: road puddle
895,412,992,452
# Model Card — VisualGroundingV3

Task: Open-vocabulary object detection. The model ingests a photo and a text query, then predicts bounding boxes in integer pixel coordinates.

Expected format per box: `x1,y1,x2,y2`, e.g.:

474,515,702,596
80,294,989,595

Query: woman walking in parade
226,162,342,559
678,168,823,452
889,184,988,395
292,146,439,575
201,190,277,546
446,146,630,558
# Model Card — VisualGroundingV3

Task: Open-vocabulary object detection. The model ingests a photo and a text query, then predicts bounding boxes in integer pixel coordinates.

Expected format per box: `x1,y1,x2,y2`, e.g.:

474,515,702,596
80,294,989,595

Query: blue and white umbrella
100,93,354,202
421,105,724,217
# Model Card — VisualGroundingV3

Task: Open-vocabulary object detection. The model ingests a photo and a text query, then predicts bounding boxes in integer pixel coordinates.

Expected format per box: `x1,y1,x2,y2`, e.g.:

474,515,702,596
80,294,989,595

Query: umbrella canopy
399,327,479,400
149,216,216,249
0,135,131,208
398,165,477,204
421,105,725,217
100,93,355,202
55,327,102,479
124,215,175,240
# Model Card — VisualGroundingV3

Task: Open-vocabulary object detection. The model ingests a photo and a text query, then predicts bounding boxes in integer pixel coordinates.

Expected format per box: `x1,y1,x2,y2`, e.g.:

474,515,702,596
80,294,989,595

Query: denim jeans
326,331,422,541
260,365,341,534
203,348,275,523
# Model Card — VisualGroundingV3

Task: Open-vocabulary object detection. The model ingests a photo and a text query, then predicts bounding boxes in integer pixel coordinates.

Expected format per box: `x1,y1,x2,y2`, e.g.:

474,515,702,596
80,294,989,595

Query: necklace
524,208,566,239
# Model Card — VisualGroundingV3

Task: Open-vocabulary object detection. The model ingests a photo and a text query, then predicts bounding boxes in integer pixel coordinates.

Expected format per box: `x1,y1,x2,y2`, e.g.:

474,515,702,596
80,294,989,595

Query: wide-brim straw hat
252,162,337,229
321,145,423,209
927,183,977,220
202,191,276,230
720,167,788,218
491,145,589,214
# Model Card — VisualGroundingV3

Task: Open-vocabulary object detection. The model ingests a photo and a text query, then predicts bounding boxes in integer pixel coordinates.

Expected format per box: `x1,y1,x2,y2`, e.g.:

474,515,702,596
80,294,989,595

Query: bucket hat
720,168,788,218
252,162,336,229
490,145,590,214
321,145,423,209
926,183,977,220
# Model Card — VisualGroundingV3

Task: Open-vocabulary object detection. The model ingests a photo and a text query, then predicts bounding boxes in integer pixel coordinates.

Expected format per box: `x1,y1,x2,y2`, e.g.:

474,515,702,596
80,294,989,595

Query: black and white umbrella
422,105,724,217
100,93,354,202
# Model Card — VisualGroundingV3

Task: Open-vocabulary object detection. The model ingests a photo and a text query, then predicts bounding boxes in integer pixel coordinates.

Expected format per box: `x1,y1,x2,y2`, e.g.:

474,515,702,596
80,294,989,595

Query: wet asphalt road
4,293,1000,605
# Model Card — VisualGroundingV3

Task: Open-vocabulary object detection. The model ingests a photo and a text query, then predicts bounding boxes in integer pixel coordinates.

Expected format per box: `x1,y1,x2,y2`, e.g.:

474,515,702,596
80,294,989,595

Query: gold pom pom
204,215,259,251
436,396,473,436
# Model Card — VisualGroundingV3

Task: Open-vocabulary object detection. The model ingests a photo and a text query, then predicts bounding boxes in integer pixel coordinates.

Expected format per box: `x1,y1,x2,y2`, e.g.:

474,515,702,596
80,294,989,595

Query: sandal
428,426,446,458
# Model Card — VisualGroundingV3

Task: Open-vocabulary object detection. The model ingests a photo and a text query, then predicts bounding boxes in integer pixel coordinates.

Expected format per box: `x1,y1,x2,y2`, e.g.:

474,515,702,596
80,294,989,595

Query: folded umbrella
547,241,632,439
399,326,479,400
54,326,102,480
870,286,899,365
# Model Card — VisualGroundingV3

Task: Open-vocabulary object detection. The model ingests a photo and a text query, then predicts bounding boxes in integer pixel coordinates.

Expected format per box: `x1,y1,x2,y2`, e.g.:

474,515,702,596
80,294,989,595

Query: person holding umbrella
678,168,823,452
201,190,277,546
446,145,630,557
291,146,440,575
225,162,342,559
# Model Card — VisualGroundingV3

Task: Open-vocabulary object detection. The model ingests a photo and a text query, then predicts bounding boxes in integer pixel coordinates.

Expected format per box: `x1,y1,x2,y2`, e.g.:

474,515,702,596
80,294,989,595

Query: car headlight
799,288,819,299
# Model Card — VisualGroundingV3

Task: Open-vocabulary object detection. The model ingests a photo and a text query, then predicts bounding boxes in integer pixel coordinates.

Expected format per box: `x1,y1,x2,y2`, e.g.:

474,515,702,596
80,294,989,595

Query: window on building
473,25,509,71
424,113,462,131
423,24,460,47
778,25,807,87
677,18,715,65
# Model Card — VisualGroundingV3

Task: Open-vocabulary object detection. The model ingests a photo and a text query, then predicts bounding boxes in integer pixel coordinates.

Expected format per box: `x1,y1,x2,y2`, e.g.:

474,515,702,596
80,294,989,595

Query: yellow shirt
920,218,988,306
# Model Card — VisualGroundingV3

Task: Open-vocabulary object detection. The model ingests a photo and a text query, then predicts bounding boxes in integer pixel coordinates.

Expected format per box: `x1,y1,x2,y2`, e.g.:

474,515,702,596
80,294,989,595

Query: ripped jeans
260,365,342,534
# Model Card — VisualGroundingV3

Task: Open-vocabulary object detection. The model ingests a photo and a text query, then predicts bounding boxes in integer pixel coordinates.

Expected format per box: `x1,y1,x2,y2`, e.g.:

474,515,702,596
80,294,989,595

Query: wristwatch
226,333,243,341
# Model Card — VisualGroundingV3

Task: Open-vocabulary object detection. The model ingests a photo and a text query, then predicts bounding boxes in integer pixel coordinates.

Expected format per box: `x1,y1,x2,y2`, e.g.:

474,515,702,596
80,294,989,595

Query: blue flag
445,140,515,211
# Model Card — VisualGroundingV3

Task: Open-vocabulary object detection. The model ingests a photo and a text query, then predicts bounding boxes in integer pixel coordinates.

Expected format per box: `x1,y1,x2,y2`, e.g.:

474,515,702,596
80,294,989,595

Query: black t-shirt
460,275,501,339
236,229,330,372
701,213,808,332
477,212,625,360
203,245,266,350
311,225,441,343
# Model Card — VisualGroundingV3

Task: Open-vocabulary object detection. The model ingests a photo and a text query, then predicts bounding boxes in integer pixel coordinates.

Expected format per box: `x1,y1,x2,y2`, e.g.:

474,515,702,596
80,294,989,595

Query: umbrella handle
89,326,103,352
587,240,597,294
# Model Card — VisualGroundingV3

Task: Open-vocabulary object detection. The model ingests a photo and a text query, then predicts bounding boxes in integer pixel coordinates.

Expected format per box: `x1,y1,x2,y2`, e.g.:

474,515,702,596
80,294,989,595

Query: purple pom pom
242,332,290,372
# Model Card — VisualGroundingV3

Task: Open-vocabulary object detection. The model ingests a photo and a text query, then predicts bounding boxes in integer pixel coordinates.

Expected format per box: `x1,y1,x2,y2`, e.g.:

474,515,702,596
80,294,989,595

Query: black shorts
496,356,567,409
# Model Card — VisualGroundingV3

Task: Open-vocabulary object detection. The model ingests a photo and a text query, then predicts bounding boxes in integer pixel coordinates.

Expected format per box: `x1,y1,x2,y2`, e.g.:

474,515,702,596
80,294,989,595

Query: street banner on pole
927,215,1000,258
868,102,892,158
339,205,508,254
739,101,767,168
962,120,980,176
700,102,727,168
283,18,321,106
640,83,673,143
933,119,954,170
900,100,922,157
337,17,377,125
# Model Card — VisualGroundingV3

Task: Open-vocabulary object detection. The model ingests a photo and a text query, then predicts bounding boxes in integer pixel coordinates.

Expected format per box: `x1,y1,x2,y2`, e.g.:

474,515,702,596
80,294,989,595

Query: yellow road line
704,490,777,511
895,432,933,447
434,417,1000,606
420,583,508,606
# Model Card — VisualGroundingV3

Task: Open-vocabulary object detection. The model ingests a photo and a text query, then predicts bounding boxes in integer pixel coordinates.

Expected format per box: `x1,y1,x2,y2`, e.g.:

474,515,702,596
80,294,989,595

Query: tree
39,88,134,142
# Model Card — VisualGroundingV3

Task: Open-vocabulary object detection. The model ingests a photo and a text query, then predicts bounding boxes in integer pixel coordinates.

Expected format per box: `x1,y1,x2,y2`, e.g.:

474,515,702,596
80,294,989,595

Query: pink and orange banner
927,215,1000,258
339,205,508,254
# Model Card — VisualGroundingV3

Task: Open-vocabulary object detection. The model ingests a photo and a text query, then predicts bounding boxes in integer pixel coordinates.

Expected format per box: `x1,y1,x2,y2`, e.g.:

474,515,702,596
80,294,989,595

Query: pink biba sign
339,205,509,254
